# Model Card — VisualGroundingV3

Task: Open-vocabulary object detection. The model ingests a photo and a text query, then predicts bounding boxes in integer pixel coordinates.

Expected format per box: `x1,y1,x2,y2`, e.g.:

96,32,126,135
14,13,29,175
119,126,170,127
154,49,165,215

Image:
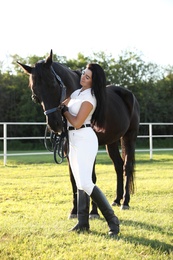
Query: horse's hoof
89,214,100,219
68,214,77,219
112,202,121,207
120,205,130,210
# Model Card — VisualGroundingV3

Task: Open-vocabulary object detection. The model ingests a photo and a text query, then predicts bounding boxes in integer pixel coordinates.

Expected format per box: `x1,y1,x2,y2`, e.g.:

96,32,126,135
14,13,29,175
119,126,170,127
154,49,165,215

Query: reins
44,117,69,164
43,66,68,164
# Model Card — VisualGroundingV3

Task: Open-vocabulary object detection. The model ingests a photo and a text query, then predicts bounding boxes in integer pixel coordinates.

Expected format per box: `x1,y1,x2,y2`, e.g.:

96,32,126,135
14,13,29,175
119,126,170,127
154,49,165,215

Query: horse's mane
34,59,82,79
73,70,82,77
53,62,82,75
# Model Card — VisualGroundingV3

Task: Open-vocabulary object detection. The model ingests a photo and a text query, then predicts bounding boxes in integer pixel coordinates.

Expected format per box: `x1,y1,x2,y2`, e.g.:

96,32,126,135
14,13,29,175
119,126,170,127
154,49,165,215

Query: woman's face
80,68,92,88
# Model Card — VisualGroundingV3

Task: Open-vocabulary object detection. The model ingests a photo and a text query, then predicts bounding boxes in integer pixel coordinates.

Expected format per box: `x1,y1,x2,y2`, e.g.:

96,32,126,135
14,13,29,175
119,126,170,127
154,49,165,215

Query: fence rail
0,122,173,165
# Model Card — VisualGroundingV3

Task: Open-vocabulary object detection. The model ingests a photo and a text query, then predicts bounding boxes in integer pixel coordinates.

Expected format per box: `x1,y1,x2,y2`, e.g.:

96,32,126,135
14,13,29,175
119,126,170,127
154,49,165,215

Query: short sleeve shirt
67,88,96,126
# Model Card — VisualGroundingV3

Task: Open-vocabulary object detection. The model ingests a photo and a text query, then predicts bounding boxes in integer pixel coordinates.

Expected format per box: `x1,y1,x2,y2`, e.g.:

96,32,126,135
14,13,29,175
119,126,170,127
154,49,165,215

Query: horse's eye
31,94,40,104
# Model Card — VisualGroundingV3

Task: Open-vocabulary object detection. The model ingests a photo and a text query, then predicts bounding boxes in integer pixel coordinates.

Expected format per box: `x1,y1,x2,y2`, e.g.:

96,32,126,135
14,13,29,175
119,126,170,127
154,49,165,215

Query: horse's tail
117,87,140,195
107,85,140,195
120,134,136,194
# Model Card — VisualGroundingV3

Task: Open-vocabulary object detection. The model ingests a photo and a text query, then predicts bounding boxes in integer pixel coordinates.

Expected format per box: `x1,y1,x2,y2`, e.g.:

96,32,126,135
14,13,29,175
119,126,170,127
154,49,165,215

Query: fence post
3,123,7,166
149,123,153,159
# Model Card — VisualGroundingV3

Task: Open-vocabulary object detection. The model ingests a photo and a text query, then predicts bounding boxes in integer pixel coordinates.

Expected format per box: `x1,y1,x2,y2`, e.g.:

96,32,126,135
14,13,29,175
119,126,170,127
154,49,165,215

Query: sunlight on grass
0,152,173,259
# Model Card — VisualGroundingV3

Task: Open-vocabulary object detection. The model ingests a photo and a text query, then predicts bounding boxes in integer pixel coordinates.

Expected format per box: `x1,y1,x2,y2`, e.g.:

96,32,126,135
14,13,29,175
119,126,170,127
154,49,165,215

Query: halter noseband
44,66,66,116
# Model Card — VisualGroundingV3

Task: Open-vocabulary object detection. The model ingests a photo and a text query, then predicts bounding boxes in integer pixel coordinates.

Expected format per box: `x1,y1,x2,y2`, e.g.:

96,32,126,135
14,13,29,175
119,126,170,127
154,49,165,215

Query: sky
1,0,173,69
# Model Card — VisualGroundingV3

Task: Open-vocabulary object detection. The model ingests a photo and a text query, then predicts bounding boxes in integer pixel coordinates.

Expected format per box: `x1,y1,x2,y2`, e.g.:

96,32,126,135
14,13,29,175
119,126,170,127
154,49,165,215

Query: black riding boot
70,189,90,232
90,186,120,236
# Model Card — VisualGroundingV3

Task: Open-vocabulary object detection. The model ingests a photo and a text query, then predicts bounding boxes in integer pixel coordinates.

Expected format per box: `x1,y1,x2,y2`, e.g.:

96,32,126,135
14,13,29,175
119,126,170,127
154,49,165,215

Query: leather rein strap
44,66,66,115
43,66,68,164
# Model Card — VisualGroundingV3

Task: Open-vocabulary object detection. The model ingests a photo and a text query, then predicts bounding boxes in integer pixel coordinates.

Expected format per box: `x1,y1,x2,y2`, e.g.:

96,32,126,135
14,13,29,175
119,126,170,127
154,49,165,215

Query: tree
0,50,172,126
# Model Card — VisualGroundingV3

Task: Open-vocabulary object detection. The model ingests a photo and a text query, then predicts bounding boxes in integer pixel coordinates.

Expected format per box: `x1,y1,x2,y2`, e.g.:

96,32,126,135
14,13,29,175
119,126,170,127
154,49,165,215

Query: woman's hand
61,97,70,106
61,105,68,115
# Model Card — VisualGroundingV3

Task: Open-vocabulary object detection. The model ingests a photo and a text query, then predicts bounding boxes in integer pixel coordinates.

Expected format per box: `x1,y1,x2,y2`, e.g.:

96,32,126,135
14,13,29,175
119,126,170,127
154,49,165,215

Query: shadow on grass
121,234,173,254
122,219,173,236
75,226,173,255
88,217,173,254
121,219,173,254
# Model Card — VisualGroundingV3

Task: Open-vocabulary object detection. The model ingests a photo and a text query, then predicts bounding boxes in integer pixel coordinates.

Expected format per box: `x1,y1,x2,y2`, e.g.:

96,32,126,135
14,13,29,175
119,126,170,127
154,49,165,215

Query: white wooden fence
0,122,173,165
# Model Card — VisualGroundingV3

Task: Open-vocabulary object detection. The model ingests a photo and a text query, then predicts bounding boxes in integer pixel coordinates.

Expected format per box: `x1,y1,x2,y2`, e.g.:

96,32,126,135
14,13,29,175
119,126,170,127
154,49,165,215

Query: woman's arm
63,101,93,129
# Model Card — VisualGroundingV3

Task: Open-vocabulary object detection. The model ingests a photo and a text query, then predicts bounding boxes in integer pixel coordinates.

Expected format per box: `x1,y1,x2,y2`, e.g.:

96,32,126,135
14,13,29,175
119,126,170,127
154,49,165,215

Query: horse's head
17,50,65,133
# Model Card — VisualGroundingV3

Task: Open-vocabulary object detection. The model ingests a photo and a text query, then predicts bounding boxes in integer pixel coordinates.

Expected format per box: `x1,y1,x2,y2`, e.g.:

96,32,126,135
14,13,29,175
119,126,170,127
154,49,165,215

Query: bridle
31,66,66,113
44,66,68,164
32,65,68,164
43,66,66,115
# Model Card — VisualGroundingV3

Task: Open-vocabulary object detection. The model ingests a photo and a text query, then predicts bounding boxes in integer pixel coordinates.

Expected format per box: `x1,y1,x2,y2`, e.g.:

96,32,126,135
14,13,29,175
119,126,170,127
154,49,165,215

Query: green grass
0,152,172,260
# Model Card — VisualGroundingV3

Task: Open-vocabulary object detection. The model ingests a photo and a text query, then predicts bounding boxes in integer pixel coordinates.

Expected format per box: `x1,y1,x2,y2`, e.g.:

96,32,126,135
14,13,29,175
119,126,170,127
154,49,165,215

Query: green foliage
0,152,172,259
0,49,173,136
65,53,89,70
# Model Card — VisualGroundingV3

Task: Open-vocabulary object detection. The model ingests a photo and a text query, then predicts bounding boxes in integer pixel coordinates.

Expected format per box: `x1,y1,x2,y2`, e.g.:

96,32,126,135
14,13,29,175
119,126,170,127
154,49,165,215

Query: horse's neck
53,62,81,97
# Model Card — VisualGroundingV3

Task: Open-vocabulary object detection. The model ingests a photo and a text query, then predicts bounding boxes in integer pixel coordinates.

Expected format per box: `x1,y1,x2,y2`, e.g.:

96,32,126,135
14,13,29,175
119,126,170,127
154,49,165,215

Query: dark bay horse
17,50,140,216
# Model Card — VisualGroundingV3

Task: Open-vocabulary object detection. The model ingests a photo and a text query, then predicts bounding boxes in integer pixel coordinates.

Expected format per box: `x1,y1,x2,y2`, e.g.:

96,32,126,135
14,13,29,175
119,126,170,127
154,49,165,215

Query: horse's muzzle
46,114,63,133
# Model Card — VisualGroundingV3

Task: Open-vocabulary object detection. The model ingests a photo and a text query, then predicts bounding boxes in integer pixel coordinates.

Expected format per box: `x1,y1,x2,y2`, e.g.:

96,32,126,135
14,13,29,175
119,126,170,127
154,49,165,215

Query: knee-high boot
90,186,120,236
70,189,90,232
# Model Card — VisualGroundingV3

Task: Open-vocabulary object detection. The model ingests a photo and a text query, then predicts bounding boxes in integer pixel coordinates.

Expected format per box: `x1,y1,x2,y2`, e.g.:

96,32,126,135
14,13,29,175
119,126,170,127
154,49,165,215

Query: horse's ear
45,49,53,67
17,61,33,75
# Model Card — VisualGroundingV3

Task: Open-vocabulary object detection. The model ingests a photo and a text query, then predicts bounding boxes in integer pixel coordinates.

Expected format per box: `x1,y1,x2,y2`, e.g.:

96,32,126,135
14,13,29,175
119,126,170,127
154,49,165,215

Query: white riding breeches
68,127,98,196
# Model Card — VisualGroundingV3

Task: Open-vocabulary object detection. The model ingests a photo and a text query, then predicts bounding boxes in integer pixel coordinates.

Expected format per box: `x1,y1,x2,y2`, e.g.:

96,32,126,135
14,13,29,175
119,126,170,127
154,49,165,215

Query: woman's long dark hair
87,63,107,131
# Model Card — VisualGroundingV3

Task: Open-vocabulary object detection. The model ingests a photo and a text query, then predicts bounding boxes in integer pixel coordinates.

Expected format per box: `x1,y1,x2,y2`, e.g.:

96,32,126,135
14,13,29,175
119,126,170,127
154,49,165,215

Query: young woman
61,63,119,236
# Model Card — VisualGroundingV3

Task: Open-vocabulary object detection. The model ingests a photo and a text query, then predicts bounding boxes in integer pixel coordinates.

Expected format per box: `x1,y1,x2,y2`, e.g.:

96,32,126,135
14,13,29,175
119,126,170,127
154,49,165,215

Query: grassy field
0,152,172,260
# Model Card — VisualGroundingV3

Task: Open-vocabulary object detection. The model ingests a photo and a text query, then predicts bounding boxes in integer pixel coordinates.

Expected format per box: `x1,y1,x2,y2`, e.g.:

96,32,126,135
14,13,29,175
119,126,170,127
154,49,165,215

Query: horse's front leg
68,163,77,219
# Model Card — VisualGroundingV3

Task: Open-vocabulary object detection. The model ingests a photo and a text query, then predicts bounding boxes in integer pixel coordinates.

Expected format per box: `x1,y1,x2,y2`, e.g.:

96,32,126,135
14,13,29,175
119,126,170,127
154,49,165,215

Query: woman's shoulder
85,89,95,98
82,89,96,105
